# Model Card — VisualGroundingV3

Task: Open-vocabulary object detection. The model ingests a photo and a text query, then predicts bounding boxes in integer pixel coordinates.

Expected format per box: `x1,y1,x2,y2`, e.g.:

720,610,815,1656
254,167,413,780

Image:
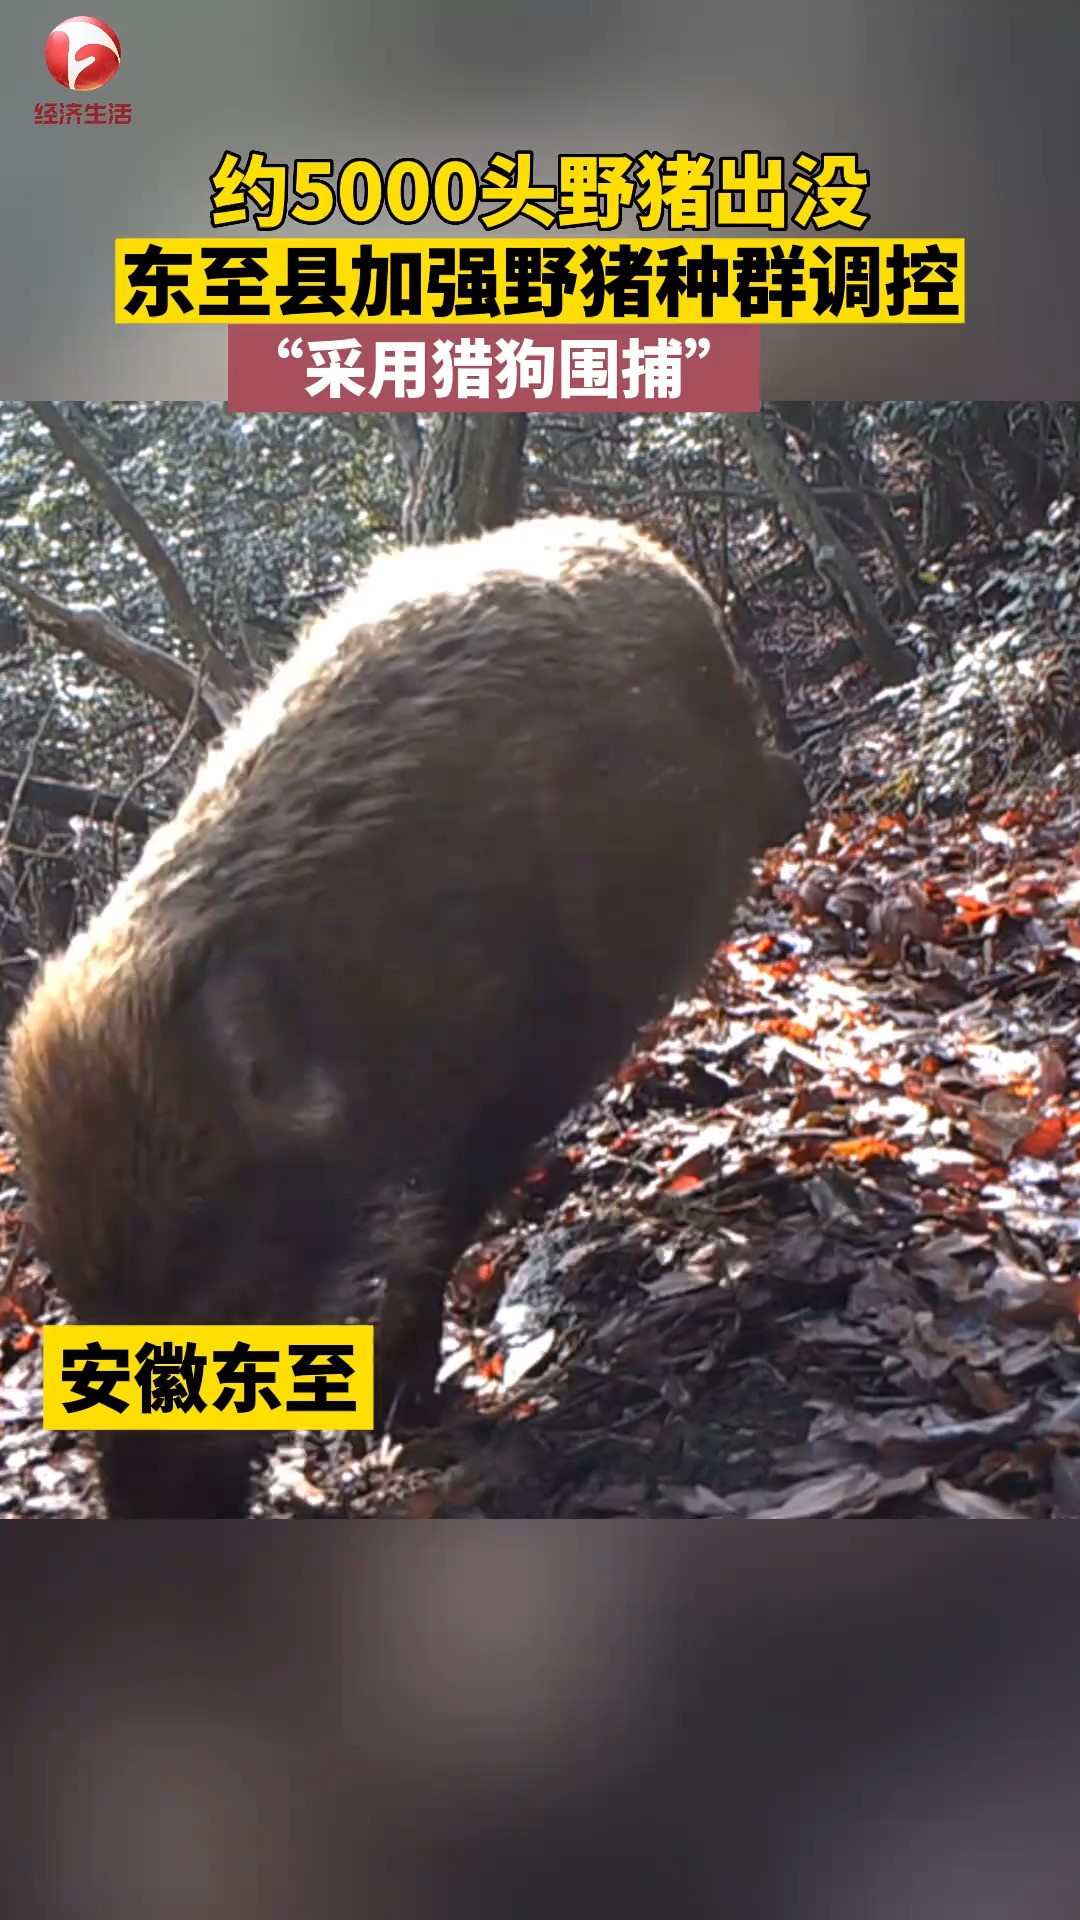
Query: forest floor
4,509,1080,1518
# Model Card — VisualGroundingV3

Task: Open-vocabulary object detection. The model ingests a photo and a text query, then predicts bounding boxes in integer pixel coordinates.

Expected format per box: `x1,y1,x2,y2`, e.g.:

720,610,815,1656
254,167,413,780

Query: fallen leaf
933,1480,1025,1518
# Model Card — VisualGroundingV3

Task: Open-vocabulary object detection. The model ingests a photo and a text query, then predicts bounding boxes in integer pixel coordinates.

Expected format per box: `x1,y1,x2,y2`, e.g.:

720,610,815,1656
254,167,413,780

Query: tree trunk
734,411,915,687
919,462,965,560
393,413,528,545
977,402,1059,528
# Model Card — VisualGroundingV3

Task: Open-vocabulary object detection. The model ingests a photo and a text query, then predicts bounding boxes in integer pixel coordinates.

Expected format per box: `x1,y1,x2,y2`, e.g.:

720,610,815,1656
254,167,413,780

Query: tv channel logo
44,16,121,91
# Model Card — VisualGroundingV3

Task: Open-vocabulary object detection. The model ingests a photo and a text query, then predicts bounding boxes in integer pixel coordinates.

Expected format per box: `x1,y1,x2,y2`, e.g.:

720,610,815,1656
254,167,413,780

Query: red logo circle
44,16,122,91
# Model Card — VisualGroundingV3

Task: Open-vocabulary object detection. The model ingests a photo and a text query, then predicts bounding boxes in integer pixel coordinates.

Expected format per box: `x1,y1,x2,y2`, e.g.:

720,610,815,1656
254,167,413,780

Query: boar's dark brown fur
5,514,808,1517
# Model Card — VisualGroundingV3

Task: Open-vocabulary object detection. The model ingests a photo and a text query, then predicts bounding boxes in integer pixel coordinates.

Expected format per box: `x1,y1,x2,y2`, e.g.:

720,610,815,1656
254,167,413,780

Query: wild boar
5,514,808,1518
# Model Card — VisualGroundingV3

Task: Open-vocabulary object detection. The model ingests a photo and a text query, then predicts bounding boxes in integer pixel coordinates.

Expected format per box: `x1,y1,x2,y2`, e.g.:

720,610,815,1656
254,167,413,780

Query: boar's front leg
374,949,618,1433
374,1192,485,1431
96,1429,260,1519
373,1160,520,1433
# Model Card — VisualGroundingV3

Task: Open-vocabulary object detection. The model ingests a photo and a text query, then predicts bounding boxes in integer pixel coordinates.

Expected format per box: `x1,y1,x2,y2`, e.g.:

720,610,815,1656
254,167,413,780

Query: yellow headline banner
114,237,965,325
42,1324,375,1431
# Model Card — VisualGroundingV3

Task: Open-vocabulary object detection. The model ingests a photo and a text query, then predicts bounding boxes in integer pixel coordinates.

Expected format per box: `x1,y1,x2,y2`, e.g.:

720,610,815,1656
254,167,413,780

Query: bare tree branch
0,569,233,741
0,698,57,853
28,401,245,697
104,659,207,877
0,771,161,835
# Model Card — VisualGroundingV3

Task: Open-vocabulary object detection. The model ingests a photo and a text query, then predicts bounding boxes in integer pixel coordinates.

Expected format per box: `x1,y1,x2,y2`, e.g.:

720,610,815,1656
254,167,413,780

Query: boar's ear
197,948,347,1144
